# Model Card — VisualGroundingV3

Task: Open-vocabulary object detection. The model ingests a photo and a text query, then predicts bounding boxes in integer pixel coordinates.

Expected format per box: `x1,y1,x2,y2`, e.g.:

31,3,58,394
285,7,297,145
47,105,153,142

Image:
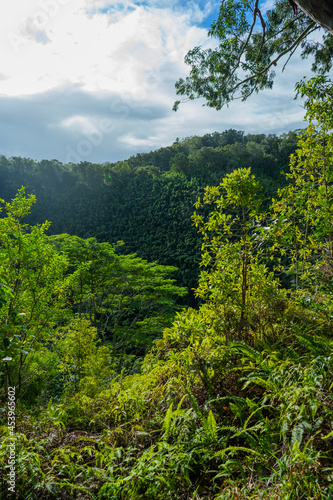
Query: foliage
0,190,186,411
1,309,332,499
54,318,114,396
0,188,68,397
0,130,297,304
49,234,187,360
173,0,333,110
193,168,286,343
271,76,333,299
3,83,333,500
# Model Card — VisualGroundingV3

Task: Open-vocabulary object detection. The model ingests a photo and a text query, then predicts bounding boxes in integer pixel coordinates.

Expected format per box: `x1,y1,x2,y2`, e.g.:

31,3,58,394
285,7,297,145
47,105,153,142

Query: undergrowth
1,314,333,499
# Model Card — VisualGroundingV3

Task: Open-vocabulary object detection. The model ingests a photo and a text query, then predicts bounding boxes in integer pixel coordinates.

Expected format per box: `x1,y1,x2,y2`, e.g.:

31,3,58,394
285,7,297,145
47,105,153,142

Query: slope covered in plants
1,78,333,499
0,130,297,304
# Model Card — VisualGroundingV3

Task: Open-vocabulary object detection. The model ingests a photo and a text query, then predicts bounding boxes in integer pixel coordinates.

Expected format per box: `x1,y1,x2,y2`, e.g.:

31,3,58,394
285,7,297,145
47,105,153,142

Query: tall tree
49,234,187,357
193,168,284,342
270,76,333,295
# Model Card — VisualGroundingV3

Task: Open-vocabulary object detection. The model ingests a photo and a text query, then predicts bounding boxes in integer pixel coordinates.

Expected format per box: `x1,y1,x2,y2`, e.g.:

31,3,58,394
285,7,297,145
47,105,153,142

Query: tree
270,76,333,296
193,168,284,342
49,234,187,358
54,318,113,396
174,0,333,111
0,189,68,396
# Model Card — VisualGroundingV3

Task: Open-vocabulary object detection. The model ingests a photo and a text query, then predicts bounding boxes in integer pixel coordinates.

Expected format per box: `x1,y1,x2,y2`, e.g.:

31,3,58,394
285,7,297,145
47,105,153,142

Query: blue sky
96,0,219,27
0,0,321,164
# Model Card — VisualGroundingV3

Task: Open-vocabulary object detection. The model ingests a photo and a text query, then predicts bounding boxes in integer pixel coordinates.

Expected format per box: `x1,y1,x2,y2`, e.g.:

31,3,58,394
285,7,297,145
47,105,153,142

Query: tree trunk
294,0,333,32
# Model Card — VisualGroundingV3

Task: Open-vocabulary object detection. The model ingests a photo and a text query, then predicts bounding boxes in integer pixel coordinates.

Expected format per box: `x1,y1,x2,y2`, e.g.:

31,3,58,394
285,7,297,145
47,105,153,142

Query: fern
185,387,203,420
229,402,245,425
205,410,218,441
176,395,186,412
297,332,331,357
230,342,264,363
163,402,173,440
243,403,274,430
291,423,304,446
213,445,264,460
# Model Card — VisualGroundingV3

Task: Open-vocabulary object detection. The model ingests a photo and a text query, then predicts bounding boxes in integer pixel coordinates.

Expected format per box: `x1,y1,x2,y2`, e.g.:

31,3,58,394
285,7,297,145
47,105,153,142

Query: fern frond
163,403,173,440
185,387,203,420
230,342,264,363
205,410,218,441
213,445,264,460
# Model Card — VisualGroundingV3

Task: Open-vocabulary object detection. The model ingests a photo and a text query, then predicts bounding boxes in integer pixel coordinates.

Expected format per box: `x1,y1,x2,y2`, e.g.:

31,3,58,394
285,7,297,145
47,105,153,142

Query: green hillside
1,85,333,500
0,130,298,305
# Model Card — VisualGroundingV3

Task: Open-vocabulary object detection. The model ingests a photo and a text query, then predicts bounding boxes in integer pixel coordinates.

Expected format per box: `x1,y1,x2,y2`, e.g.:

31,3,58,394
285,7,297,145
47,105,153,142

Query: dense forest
0,129,298,304
1,0,333,498
1,80,333,499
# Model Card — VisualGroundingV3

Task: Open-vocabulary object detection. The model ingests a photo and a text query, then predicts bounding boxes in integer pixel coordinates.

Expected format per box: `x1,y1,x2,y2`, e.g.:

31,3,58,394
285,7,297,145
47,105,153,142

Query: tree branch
227,22,317,98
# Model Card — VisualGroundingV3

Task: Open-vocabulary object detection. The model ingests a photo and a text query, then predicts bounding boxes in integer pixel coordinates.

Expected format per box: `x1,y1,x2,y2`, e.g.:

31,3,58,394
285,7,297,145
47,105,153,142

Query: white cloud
0,0,206,97
261,0,275,14
61,114,98,133
0,0,323,164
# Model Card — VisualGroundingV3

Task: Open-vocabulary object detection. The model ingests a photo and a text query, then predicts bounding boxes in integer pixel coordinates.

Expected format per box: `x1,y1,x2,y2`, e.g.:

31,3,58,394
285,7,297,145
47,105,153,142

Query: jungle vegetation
0,128,298,305
0,76,333,499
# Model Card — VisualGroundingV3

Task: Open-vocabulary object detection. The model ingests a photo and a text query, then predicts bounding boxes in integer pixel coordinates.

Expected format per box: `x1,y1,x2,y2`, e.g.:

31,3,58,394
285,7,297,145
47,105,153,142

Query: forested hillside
2,0,333,495
0,130,297,303
1,78,333,499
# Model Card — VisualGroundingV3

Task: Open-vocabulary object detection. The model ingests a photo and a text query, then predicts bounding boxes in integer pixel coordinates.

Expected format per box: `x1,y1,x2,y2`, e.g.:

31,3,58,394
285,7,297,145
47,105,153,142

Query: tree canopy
173,0,333,111
0,130,297,306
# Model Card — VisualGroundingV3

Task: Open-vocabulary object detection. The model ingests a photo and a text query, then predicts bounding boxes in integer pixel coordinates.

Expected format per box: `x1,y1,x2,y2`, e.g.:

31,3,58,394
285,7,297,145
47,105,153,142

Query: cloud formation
0,0,315,164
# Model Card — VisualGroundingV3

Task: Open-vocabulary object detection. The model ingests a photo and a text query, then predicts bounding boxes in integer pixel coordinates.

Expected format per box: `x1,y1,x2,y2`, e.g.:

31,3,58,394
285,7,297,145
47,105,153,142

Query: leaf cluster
174,0,332,110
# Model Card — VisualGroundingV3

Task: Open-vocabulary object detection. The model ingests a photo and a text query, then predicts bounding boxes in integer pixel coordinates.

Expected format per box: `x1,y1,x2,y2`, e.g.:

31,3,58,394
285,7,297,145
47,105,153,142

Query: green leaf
3,338,11,349
322,430,333,440
292,424,304,446
163,402,173,439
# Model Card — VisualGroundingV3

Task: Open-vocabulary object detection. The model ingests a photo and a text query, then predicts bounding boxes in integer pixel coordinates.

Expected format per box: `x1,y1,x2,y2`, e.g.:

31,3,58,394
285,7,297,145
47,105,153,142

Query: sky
0,0,322,164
